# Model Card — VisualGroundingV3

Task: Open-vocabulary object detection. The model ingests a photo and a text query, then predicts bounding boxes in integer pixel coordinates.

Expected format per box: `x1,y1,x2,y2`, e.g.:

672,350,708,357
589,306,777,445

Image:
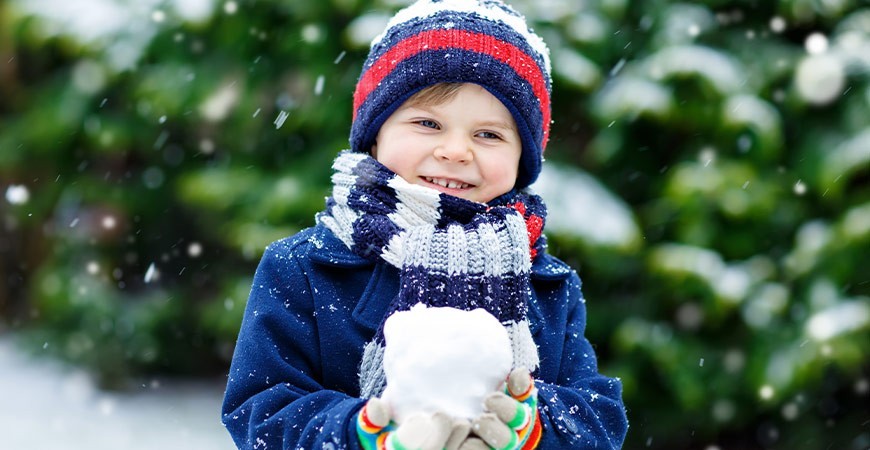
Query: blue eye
477,131,501,140
418,119,439,129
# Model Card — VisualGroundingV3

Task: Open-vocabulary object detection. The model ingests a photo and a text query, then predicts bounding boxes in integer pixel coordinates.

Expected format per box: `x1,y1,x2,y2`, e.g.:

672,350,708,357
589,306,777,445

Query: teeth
425,177,469,189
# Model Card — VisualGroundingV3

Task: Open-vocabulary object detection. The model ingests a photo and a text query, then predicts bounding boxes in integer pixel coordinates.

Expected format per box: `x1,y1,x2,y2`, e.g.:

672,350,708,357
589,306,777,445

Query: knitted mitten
357,397,471,450
464,368,542,450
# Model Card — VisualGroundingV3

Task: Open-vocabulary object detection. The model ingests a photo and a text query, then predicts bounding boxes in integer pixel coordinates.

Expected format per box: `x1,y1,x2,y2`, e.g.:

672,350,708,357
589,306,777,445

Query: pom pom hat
350,0,552,189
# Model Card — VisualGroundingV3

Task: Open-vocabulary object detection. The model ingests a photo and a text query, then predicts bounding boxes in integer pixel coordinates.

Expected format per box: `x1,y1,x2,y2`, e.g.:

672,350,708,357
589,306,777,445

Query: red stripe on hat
353,29,550,149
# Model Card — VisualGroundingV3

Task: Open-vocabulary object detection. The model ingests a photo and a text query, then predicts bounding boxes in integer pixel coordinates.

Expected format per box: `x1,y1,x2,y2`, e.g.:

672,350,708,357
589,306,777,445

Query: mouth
422,176,475,190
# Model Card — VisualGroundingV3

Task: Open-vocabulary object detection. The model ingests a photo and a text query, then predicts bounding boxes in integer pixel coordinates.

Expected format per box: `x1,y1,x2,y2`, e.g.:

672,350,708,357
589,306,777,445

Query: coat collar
307,224,372,268
308,224,567,334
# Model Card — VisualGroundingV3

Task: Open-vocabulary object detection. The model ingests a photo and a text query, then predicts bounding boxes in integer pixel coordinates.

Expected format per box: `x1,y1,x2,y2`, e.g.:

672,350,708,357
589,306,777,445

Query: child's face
372,83,522,203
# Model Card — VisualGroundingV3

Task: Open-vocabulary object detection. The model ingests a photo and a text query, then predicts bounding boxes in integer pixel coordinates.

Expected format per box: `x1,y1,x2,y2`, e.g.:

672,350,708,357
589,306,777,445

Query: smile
423,176,472,189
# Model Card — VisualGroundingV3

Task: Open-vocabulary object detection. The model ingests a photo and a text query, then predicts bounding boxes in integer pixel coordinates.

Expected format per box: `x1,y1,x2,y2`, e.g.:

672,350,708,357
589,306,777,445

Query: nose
433,133,473,163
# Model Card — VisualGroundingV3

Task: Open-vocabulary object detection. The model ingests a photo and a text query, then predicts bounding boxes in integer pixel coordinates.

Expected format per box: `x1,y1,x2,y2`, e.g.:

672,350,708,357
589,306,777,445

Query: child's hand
356,397,471,450
464,368,542,450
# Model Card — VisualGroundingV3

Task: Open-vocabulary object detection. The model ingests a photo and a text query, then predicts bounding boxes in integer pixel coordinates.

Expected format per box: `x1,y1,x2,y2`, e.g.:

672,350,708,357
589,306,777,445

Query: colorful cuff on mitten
356,404,395,450
508,378,542,450
519,409,542,450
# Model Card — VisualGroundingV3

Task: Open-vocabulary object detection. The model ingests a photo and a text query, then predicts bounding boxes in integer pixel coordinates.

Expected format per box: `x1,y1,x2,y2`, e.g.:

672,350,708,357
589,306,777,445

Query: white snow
381,304,512,422
187,242,203,258
200,83,241,122
0,336,234,450
71,60,107,94
649,244,758,303
533,162,641,252
552,48,601,91
274,110,290,129
644,45,744,95
144,262,159,283
346,12,392,49
806,300,870,341
102,215,117,230
5,185,30,205
793,180,807,195
151,9,166,23
769,16,786,33
795,54,845,105
804,32,829,54
821,129,870,189
314,75,326,96
10,0,216,71
593,75,673,119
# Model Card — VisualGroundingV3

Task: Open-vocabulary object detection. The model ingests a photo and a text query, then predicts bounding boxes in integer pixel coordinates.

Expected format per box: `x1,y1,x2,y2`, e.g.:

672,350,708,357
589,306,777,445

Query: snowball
381,304,512,423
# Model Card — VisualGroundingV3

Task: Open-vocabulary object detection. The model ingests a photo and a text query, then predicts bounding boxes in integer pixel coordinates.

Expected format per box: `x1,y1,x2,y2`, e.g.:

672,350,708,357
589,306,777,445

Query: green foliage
1,0,867,448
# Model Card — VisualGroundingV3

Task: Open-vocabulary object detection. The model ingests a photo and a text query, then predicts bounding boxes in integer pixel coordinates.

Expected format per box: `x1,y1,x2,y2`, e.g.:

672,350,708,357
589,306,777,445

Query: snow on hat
350,0,552,189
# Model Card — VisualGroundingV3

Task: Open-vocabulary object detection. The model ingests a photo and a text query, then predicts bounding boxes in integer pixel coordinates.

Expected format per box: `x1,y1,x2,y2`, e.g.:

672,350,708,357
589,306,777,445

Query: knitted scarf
316,151,547,399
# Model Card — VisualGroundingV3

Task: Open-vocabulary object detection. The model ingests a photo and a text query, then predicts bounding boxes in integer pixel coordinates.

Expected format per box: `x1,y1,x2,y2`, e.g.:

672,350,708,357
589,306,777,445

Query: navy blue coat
222,222,628,449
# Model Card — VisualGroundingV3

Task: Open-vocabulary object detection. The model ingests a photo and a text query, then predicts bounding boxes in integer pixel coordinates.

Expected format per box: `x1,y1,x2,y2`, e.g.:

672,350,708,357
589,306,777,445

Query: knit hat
350,0,552,189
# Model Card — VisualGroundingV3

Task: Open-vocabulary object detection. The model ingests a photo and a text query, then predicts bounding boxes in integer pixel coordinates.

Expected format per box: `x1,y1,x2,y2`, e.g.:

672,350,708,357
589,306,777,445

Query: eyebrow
476,119,516,131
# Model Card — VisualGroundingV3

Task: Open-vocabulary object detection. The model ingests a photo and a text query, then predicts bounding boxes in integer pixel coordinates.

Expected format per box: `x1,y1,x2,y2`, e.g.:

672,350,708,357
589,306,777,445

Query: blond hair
404,83,465,108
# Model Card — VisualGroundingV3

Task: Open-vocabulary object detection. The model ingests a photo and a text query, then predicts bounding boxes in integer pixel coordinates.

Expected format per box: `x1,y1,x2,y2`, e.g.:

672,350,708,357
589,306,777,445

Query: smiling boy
222,1,628,449
372,83,521,204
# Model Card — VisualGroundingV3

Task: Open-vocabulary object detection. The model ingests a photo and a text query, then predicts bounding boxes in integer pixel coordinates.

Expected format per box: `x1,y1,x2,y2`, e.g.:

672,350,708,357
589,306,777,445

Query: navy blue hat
350,0,552,189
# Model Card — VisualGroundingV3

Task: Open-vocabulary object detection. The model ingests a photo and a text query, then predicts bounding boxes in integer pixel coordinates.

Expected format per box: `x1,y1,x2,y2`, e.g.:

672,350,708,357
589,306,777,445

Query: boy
221,0,628,449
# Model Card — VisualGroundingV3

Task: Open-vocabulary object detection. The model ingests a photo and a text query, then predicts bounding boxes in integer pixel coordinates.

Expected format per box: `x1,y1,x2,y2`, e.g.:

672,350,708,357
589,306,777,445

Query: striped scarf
316,151,546,398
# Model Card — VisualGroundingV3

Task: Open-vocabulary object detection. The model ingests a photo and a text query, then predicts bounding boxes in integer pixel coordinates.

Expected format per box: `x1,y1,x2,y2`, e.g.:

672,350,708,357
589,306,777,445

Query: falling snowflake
794,180,807,195
769,16,786,33
144,263,159,283
314,75,325,96
187,242,203,258
102,216,117,230
805,32,828,54
5,185,29,205
274,110,290,129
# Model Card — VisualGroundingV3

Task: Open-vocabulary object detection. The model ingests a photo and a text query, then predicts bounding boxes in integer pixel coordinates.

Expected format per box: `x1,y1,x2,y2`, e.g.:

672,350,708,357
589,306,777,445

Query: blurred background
1,0,868,448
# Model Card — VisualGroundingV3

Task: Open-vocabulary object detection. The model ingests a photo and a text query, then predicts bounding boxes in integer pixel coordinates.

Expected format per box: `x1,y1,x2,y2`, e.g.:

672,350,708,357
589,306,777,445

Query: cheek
484,156,520,183
376,151,411,178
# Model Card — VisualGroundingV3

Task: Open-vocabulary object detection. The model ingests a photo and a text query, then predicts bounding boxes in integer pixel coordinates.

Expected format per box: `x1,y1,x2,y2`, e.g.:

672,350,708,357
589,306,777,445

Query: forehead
407,84,512,113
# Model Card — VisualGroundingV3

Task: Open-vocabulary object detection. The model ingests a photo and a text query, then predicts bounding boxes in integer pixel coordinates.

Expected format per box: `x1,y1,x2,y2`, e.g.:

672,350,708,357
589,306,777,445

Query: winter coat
222,222,628,449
